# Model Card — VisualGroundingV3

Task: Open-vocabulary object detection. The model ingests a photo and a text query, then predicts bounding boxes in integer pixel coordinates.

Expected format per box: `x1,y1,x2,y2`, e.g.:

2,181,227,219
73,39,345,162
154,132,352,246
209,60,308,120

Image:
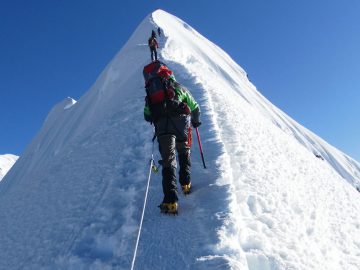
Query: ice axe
195,127,206,169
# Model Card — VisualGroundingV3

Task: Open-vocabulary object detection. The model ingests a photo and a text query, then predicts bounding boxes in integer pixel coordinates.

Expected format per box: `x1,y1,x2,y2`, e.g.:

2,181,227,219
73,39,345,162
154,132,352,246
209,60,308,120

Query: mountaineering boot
181,182,191,195
159,202,178,214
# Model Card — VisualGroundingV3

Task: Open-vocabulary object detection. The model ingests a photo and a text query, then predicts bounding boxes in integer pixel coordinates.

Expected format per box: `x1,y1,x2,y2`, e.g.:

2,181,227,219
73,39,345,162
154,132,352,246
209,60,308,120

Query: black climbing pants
158,134,191,203
150,47,157,61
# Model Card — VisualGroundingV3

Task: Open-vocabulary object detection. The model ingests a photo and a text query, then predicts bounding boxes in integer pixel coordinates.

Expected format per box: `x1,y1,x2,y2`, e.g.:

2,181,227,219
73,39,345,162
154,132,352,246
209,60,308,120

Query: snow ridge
0,9,359,270
0,154,18,181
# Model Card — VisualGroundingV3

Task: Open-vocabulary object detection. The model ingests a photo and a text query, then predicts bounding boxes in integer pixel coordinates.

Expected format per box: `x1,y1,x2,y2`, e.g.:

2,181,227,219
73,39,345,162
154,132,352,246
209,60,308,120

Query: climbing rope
130,135,157,270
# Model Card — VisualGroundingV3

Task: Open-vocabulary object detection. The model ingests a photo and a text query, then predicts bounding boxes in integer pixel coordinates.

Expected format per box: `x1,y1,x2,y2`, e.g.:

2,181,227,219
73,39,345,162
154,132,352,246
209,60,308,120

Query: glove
191,121,201,128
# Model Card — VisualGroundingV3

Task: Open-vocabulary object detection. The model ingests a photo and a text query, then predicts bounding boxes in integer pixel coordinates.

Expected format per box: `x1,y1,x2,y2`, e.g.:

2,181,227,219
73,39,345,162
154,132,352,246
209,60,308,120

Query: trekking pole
130,135,157,270
195,127,206,169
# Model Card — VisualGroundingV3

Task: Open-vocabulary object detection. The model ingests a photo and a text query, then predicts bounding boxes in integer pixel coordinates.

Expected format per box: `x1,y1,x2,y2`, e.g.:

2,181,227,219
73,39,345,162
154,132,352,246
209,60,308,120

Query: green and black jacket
144,81,200,139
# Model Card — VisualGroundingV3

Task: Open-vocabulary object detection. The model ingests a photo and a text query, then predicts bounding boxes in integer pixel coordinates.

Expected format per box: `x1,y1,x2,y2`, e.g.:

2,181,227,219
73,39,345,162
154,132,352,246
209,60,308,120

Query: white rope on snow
130,140,156,270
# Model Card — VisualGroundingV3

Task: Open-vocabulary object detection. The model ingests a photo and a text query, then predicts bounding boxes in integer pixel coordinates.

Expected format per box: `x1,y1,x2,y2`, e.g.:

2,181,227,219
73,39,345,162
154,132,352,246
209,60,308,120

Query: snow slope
0,154,18,181
0,9,359,270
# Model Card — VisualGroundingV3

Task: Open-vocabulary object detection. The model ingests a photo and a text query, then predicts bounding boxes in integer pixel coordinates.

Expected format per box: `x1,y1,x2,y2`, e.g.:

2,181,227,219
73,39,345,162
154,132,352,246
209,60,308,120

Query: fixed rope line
130,135,156,270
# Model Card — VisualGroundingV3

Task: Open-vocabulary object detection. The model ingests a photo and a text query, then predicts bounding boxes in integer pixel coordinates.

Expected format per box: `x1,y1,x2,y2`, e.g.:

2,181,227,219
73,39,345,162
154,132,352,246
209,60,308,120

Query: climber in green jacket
143,62,201,213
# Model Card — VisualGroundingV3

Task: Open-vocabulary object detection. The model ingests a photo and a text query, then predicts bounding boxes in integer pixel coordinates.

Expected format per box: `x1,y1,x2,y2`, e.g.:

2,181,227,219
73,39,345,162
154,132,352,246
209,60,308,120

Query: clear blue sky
1,0,360,161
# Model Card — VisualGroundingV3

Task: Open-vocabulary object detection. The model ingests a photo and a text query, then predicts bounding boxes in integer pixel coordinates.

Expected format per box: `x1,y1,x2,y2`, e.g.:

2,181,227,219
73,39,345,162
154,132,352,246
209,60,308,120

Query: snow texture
0,154,18,181
0,9,359,270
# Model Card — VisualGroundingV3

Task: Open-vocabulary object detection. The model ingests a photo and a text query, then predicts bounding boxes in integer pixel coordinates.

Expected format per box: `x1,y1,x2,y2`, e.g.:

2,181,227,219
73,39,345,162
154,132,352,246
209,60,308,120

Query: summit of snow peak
152,10,360,189
0,10,359,270
0,154,18,181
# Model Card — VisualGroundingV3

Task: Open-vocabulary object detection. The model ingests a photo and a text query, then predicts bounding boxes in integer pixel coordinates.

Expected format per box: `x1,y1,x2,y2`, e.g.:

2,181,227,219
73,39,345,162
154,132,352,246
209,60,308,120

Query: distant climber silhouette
148,30,159,61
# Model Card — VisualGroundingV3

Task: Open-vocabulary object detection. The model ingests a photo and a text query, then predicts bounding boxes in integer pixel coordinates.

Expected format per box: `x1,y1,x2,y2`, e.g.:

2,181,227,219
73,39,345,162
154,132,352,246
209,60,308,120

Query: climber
143,61,201,213
148,30,159,61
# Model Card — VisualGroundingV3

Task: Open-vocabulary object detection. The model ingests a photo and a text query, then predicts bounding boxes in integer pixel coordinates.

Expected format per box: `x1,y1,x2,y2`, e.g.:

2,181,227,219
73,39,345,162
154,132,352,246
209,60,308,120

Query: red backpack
143,61,173,83
143,61,174,99
143,61,189,120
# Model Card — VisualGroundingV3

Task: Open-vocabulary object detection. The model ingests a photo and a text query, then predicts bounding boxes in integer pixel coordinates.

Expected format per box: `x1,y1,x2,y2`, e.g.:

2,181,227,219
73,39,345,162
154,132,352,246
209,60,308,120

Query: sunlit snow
0,10,359,270
0,154,18,181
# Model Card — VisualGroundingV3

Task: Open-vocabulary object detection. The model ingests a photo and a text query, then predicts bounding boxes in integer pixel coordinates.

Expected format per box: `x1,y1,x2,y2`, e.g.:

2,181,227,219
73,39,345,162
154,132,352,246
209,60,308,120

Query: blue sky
1,0,360,161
